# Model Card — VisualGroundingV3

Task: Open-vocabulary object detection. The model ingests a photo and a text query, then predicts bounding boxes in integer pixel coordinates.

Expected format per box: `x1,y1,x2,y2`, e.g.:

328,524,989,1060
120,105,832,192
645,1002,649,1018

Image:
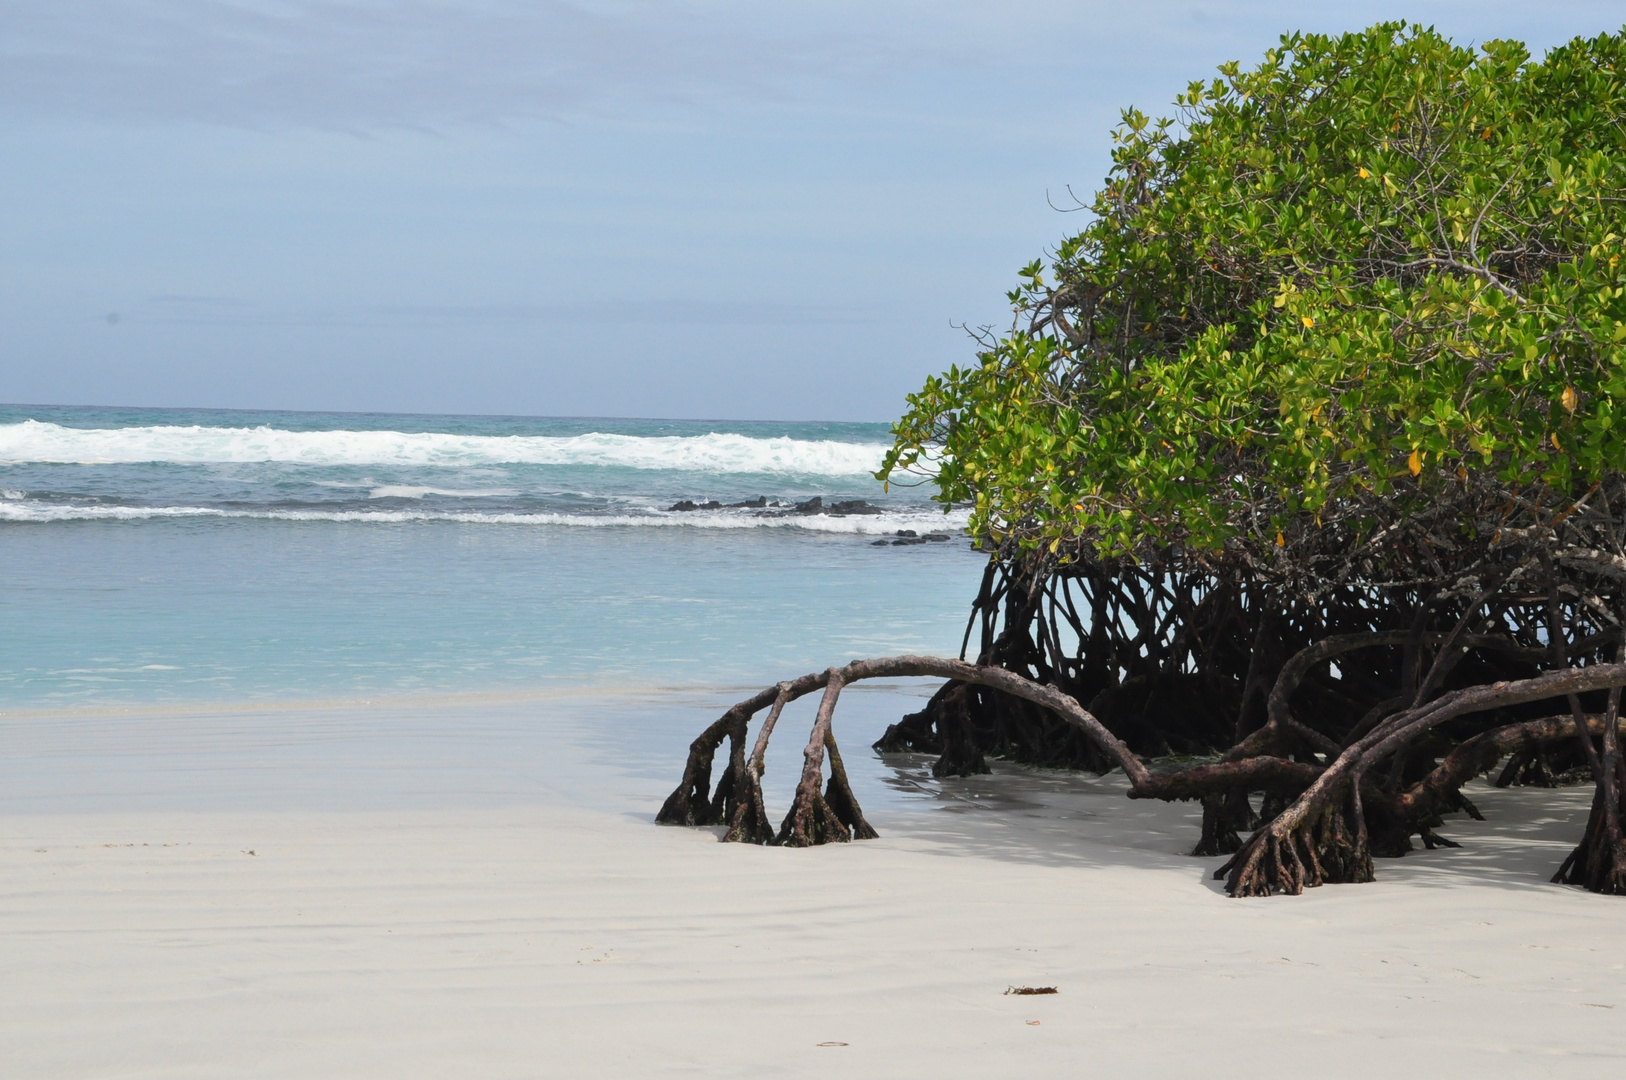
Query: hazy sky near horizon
3,2,1620,421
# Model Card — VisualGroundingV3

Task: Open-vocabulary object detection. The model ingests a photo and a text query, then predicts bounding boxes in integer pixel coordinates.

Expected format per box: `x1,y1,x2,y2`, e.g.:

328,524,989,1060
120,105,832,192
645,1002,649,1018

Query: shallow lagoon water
0,516,981,706
0,405,985,819
0,406,982,709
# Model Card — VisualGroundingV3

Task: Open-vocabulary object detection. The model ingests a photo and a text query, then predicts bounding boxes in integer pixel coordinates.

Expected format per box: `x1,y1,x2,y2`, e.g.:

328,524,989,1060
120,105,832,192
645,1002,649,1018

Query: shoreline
0,676,947,722
0,684,942,819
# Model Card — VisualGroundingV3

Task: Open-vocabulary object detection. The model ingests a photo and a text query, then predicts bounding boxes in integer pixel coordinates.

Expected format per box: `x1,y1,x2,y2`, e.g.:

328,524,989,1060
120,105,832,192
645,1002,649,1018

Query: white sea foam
0,500,969,535
0,420,889,475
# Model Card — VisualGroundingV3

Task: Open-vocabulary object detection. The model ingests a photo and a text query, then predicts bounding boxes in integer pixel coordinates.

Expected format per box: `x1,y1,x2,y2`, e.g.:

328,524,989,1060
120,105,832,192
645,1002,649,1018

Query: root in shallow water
655,712,743,828
657,648,1626,901
721,685,789,844
777,670,872,846
658,655,1147,847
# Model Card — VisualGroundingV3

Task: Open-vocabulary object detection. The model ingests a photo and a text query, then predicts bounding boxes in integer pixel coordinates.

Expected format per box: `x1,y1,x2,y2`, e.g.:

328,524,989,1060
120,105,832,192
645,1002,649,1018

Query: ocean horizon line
0,401,903,429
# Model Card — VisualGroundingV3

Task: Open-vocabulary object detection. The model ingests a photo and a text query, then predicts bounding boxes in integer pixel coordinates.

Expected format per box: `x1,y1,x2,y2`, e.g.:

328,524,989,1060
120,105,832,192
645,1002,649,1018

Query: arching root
777,671,878,845
1191,789,1254,857
659,655,1148,848
720,686,790,844
723,767,775,844
1554,693,1626,894
657,666,884,847
1495,742,1594,787
655,712,747,827
1218,786,1374,897
1552,786,1626,894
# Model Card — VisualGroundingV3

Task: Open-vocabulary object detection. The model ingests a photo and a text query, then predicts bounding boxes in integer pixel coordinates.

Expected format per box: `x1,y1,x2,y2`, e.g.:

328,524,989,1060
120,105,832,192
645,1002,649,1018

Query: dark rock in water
729,496,767,508
669,500,699,511
784,496,884,516
669,499,725,512
872,531,952,546
768,496,885,518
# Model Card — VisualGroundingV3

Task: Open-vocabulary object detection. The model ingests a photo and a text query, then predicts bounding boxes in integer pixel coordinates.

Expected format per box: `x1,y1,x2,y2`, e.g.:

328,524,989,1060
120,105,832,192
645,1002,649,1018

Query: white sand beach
3,693,1625,1078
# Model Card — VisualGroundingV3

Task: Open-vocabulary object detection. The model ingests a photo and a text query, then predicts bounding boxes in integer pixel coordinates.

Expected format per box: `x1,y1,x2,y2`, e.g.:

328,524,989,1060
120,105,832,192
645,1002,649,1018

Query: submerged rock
784,496,882,516
669,496,770,512
871,530,955,547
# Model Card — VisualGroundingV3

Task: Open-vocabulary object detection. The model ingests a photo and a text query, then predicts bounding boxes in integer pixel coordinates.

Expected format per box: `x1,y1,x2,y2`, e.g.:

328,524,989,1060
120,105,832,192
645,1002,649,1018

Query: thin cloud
6,2,1606,133
0,1,909,130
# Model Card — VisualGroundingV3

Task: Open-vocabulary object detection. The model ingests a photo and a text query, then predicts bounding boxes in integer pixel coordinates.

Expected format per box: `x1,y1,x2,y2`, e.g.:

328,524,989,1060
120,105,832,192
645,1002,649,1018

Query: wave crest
0,420,890,475
0,499,969,535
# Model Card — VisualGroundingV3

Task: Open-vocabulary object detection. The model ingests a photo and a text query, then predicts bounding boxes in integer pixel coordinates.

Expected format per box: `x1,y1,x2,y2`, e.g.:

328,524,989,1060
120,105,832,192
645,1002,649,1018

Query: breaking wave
0,499,969,535
0,420,890,476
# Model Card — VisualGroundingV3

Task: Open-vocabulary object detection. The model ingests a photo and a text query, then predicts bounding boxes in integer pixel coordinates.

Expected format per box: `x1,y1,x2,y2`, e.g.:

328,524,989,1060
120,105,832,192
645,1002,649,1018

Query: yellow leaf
1276,531,1285,547
1302,316,1314,329
1552,432,1563,451
1562,385,1578,413
1358,167,1370,179
1407,449,1422,476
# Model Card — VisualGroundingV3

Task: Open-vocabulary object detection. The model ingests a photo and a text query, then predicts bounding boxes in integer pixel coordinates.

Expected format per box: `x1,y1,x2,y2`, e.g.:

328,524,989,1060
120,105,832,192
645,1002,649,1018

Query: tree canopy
884,22,1626,583
664,24,1626,900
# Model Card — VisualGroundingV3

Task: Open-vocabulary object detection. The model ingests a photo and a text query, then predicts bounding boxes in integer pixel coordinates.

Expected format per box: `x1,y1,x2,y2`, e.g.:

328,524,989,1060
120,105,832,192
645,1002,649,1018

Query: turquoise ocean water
0,405,988,816
0,405,984,708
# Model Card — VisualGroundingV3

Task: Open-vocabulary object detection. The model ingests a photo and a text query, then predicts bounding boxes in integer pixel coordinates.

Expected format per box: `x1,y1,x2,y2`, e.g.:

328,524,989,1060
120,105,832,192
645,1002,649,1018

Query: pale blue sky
2,2,1618,420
